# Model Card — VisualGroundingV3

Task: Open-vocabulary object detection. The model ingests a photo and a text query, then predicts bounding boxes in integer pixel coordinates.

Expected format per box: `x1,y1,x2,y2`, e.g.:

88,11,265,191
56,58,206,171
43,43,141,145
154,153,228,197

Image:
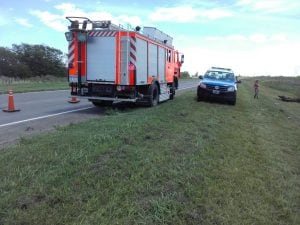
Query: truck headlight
227,86,235,92
199,83,207,89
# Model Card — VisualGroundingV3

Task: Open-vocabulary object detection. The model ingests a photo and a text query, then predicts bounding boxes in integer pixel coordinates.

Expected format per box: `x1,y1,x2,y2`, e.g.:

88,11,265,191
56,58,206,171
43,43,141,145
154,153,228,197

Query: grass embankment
259,76,300,98
0,77,68,94
0,79,299,224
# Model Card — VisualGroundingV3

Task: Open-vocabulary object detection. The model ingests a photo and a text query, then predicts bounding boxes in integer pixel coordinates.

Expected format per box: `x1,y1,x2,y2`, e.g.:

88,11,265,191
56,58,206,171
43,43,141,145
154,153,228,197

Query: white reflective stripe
68,41,75,64
88,31,116,37
130,36,136,64
68,54,75,63
69,44,75,53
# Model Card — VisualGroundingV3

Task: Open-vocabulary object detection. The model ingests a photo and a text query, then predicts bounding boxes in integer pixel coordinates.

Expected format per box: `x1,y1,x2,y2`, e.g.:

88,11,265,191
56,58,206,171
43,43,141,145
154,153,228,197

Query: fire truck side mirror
65,32,74,42
181,55,184,63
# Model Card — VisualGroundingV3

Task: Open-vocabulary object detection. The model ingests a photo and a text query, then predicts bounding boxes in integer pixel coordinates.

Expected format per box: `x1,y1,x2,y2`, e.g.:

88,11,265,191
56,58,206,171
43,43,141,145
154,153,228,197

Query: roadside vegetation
0,76,68,93
0,44,66,79
0,78,299,225
259,76,300,98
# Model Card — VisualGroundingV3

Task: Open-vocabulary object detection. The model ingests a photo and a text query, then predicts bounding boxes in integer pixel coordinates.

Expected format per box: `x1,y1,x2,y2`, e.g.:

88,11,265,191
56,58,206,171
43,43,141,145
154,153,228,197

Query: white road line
0,107,93,128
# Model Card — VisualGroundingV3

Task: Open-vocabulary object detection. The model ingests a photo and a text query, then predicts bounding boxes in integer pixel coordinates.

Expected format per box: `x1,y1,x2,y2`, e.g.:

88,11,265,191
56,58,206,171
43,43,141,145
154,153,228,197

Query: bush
0,44,67,79
0,47,31,78
180,71,190,78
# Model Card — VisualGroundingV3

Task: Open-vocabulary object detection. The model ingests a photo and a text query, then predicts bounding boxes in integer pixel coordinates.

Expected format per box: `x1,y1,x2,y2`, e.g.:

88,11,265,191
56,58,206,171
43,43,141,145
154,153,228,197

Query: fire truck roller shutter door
148,43,158,78
120,36,130,85
86,33,116,82
135,38,147,85
158,47,166,83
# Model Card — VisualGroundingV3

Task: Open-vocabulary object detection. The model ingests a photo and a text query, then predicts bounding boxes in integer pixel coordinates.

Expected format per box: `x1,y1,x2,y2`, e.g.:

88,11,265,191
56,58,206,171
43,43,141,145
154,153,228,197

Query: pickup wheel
228,92,237,105
197,95,203,102
229,99,236,105
148,84,159,107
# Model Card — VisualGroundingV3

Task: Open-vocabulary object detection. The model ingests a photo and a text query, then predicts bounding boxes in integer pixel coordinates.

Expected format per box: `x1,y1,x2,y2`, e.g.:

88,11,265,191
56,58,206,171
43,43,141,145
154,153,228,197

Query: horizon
1,0,300,76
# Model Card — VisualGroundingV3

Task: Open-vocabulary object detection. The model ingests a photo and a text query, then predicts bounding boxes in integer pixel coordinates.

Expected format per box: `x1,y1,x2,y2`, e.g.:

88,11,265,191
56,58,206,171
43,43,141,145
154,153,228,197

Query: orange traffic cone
68,96,80,103
3,90,20,112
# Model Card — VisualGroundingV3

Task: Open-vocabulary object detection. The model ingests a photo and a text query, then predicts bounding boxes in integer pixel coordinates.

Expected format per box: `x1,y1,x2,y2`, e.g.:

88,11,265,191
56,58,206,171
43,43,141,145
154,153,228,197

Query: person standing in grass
254,80,259,99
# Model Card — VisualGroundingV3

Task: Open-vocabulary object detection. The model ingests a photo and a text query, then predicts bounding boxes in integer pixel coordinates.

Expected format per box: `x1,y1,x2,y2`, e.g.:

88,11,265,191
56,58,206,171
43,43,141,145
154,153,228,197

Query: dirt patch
17,194,46,210
278,95,300,103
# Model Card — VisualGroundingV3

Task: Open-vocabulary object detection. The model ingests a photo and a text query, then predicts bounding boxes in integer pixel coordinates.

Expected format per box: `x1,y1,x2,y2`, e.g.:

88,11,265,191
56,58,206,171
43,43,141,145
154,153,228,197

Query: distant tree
12,43,67,77
0,47,31,78
180,71,190,78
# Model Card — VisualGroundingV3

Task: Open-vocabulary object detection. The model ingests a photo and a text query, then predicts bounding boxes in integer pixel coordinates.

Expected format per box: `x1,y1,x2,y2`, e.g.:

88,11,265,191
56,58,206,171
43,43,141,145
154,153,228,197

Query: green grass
0,78,299,225
258,76,300,98
0,79,68,93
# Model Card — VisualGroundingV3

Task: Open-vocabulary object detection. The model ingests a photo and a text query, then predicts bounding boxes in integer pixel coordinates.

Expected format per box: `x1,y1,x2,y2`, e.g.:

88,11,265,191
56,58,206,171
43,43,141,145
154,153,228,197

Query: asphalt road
0,79,198,147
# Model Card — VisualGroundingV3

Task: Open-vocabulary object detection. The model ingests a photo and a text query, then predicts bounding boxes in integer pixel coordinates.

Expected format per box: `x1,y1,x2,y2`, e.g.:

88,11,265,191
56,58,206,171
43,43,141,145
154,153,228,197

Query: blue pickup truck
197,67,241,105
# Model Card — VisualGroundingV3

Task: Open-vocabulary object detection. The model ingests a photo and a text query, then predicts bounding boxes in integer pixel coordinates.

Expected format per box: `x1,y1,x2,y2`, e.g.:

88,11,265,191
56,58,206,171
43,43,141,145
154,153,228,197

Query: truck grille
206,84,228,92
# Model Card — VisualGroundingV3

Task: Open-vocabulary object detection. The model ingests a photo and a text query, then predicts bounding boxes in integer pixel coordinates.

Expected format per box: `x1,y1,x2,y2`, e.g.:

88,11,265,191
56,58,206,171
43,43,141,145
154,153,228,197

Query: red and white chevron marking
68,40,75,65
88,31,117,37
130,36,136,65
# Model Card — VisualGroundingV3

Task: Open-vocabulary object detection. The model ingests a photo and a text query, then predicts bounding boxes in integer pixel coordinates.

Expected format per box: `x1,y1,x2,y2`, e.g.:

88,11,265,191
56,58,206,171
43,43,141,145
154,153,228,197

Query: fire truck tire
174,77,179,89
92,101,113,107
148,84,159,107
169,83,175,100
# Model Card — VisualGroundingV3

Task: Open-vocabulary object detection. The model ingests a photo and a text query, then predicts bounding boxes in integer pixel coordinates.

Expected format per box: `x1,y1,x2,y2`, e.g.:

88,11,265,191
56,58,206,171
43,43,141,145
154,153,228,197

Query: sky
1,0,300,76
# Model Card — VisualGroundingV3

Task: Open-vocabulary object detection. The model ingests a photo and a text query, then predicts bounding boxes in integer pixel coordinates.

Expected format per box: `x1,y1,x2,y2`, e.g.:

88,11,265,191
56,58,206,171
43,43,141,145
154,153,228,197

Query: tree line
0,44,67,78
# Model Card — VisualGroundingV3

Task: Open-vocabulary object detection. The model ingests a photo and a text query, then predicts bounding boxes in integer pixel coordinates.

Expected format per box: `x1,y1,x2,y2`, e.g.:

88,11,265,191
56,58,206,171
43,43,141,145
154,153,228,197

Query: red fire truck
65,17,184,106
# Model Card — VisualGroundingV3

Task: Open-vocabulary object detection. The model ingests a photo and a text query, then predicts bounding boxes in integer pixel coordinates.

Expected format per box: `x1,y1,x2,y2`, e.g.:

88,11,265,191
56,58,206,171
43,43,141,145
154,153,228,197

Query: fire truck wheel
169,83,175,100
149,84,159,106
174,77,179,89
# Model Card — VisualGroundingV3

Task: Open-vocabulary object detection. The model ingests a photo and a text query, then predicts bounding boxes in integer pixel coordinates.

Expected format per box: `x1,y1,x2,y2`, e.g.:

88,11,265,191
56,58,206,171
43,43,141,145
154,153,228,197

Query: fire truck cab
65,17,184,106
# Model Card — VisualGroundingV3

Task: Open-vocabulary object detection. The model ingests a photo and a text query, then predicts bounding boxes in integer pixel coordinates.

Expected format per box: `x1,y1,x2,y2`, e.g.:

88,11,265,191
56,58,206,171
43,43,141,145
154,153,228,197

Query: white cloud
55,2,141,26
30,10,65,32
249,33,267,43
15,18,33,28
149,6,199,23
226,35,247,41
149,6,232,23
205,36,223,41
270,33,287,42
236,0,300,13
200,8,233,20
178,32,299,76
30,3,142,32
181,44,300,76
204,33,287,44
115,15,142,27
55,3,86,17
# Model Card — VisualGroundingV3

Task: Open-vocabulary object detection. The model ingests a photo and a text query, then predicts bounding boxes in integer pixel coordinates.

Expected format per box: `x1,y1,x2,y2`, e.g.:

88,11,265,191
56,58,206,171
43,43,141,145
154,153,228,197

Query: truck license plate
212,90,220,94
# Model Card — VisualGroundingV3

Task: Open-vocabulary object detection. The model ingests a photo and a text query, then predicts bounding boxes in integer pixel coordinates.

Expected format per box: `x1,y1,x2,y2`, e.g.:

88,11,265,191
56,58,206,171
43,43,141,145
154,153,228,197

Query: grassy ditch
259,76,300,98
0,79,299,225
